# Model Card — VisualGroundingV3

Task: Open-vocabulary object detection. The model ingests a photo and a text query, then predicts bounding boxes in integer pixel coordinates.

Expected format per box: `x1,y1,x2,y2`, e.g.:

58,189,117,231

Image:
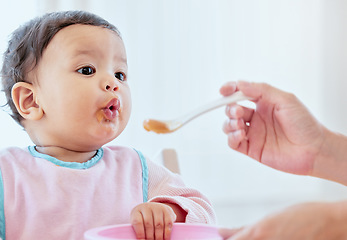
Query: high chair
153,148,180,174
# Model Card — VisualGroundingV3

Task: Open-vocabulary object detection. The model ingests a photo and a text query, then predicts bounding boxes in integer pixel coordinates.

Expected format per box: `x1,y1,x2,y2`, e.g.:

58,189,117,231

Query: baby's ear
11,82,43,121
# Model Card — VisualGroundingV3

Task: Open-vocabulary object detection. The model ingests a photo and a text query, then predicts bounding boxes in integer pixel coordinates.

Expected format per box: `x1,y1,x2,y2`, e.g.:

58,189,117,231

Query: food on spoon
143,119,173,134
143,91,252,134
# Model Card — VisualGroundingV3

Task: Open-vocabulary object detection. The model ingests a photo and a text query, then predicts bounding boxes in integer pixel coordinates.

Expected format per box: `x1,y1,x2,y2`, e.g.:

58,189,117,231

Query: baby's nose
105,83,118,92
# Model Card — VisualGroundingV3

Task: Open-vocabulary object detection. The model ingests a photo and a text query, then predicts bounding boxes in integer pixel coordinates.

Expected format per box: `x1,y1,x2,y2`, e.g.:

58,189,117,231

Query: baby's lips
97,98,120,122
102,108,117,120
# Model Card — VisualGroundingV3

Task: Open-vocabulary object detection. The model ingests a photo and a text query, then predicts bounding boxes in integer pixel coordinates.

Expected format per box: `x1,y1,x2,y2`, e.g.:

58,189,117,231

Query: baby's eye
77,66,95,75
115,72,126,81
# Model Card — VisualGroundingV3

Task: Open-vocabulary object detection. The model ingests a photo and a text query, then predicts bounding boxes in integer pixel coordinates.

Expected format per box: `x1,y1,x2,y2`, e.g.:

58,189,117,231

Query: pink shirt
0,146,216,239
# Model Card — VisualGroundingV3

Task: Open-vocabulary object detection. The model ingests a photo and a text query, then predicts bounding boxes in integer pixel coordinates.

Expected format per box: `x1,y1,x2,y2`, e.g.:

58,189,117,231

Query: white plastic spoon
143,91,252,134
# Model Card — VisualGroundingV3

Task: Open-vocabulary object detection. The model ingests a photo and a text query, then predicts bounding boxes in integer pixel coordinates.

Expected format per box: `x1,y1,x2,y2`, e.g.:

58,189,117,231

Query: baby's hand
130,202,177,240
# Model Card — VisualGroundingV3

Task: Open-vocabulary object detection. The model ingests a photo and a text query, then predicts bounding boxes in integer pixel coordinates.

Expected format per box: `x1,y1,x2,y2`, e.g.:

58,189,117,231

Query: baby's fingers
142,208,155,240
152,211,165,240
163,210,176,240
131,211,146,240
164,207,177,240
152,206,176,240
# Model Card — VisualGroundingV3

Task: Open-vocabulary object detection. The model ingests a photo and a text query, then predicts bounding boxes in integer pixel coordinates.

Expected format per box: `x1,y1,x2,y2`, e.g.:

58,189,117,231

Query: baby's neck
35,146,98,163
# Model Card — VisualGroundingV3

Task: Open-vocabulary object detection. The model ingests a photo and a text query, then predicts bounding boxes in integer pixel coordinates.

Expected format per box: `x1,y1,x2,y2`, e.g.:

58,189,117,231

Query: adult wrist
312,128,347,185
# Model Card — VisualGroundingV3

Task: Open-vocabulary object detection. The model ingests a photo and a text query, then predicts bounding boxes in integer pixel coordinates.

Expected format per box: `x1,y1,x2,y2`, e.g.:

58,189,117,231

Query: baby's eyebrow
121,56,127,63
73,49,97,56
119,57,128,65
71,48,128,67
113,55,128,67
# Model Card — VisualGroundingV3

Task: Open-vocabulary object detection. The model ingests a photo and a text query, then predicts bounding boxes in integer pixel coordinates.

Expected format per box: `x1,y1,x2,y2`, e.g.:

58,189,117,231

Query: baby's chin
63,132,119,152
92,130,124,146
77,117,129,149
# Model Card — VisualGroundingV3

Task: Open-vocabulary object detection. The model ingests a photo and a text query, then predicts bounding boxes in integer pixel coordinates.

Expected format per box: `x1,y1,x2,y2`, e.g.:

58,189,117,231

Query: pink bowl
84,223,222,240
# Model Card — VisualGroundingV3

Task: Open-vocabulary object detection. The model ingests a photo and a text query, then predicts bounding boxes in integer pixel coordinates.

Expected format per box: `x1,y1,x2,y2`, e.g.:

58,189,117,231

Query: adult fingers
223,119,246,134
227,130,247,150
225,104,254,124
227,227,253,240
220,81,238,96
219,227,244,239
237,81,293,105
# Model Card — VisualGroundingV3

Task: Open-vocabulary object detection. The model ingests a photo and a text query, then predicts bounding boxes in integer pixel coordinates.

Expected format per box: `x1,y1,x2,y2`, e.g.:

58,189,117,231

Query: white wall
1,0,347,228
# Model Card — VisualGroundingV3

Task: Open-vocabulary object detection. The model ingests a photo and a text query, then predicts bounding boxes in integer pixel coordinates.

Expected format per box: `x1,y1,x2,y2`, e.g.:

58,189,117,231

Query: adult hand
221,81,326,175
219,201,347,240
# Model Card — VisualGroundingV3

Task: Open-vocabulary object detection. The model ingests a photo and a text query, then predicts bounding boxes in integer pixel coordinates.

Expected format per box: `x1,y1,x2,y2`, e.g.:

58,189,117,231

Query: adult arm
219,201,347,240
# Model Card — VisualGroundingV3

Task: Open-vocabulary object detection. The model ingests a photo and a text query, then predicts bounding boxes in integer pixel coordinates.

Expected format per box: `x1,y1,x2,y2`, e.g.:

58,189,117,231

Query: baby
0,11,216,239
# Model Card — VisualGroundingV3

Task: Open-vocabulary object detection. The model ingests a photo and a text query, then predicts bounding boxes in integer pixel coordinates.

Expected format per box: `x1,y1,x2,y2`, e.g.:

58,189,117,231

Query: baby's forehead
52,24,121,44
47,24,124,53
41,24,127,64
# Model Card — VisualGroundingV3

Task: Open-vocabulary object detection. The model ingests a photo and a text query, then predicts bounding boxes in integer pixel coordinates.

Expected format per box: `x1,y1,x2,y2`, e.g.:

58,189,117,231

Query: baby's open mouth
97,98,120,122
104,98,120,119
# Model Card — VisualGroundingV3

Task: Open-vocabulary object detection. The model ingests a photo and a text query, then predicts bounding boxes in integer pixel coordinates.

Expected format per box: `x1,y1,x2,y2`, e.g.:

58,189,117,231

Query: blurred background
1,0,347,228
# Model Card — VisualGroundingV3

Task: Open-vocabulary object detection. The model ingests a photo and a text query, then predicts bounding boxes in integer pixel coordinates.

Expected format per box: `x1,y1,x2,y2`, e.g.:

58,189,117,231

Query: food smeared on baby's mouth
96,110,105,122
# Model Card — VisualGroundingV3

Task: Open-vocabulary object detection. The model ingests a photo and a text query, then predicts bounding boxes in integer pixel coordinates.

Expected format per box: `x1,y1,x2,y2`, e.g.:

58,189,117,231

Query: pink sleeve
146,159,217,224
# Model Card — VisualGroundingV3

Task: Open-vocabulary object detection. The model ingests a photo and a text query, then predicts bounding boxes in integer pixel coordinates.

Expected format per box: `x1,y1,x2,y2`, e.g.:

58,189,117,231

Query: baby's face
33,24,131,151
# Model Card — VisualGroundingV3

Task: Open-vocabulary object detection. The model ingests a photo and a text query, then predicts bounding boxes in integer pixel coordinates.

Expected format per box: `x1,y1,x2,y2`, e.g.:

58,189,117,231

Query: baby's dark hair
1,10,121,126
